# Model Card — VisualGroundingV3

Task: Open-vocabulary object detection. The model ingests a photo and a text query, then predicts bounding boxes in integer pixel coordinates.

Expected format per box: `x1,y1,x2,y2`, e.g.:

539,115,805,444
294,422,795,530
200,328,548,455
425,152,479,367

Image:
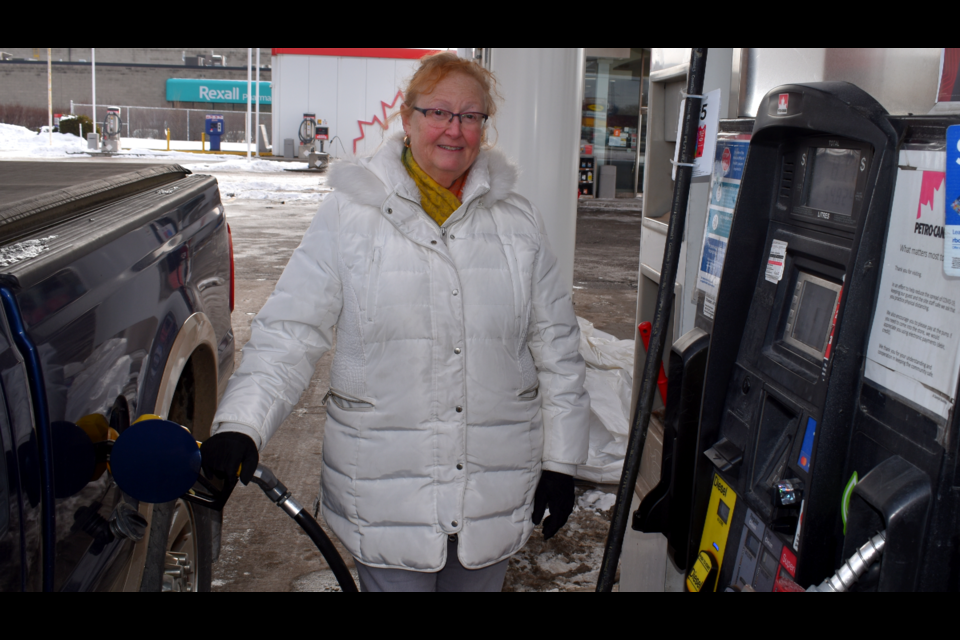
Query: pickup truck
0,161,234,592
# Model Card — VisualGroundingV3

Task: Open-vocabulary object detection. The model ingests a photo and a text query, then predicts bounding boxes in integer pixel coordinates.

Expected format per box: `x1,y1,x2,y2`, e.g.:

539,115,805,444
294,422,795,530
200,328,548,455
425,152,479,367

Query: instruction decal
697,139,749,296
765,240,788,284
865,150,960,419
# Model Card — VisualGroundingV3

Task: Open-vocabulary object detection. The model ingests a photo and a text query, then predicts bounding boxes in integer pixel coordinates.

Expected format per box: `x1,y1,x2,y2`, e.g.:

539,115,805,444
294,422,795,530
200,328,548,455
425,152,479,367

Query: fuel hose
251,465,359,592
596,48,709,592
292,510,359,592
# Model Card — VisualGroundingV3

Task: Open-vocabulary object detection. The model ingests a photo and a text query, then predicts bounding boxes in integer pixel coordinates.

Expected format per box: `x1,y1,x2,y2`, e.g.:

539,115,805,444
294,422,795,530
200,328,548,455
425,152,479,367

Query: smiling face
402,72,486,188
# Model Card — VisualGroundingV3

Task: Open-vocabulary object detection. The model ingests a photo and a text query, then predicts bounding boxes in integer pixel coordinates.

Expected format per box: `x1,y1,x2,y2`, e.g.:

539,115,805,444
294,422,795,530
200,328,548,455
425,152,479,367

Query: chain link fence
71,103,271,142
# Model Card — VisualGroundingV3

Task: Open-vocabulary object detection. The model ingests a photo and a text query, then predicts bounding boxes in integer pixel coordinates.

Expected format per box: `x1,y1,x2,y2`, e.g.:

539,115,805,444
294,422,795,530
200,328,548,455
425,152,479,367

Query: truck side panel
3,175,233,590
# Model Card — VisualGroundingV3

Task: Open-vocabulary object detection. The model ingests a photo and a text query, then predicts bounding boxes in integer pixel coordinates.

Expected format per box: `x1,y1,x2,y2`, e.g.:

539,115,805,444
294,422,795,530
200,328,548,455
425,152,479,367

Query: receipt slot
205,114,225,152
641,82,960,591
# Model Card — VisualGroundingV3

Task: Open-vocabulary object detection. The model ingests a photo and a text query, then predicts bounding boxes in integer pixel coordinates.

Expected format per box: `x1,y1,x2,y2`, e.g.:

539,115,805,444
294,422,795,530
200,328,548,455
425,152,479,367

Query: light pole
246,48,252,160
92,48,96,138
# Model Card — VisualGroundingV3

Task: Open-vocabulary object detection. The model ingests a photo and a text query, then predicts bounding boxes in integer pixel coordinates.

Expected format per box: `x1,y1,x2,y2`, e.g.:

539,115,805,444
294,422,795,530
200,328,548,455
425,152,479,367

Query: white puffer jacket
212,135,589,570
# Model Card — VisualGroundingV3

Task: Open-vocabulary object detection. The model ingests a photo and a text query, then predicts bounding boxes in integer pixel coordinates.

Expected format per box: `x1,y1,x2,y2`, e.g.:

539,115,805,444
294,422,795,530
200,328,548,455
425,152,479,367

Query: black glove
532,470,575,541
200,432,259,486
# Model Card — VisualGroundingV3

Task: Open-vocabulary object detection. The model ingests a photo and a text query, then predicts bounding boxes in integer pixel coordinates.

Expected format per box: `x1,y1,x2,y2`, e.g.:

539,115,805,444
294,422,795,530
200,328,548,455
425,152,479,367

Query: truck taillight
227,223,235,312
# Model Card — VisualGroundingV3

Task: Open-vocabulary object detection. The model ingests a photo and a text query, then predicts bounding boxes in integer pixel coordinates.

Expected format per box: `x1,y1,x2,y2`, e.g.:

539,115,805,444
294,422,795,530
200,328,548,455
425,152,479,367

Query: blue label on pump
946,126,960,276
797,417,817,473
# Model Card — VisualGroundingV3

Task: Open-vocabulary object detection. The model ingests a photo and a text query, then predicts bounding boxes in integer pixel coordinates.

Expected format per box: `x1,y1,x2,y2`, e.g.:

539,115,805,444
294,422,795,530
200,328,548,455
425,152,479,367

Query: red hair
399,51,501,122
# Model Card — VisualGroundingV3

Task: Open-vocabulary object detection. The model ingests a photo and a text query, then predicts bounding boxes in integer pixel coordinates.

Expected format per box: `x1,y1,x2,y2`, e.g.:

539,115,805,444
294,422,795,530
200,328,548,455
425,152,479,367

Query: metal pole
596,48,708,593
47,49,53,146
246,48,252,160
255,47,260,157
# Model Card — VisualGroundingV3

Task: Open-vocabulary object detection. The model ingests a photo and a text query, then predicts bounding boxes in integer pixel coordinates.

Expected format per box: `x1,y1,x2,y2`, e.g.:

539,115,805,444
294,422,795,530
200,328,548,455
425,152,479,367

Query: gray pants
354,536,509,592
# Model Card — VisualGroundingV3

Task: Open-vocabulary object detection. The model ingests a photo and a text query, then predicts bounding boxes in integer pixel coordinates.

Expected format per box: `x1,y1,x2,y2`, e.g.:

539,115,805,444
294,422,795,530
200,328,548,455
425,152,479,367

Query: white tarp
575,317,634,483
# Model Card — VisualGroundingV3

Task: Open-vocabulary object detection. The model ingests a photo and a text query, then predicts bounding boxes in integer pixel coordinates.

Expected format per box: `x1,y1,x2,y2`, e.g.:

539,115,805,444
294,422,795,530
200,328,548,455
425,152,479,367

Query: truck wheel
140,497,214,592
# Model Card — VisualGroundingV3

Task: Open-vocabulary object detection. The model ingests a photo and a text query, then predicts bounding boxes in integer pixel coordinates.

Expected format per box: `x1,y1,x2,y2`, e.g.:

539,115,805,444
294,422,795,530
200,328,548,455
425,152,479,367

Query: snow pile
0,123,89,158
183,158,307,173
578,489,617,512
576,316,635,484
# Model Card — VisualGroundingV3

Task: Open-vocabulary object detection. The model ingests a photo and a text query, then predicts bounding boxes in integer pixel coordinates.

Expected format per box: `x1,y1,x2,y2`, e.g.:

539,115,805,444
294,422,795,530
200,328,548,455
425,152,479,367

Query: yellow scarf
401,147,467,226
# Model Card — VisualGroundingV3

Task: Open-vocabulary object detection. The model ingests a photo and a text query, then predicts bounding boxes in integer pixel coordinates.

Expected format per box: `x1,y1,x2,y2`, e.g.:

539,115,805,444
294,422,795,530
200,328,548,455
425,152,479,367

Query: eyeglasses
413,107,488,130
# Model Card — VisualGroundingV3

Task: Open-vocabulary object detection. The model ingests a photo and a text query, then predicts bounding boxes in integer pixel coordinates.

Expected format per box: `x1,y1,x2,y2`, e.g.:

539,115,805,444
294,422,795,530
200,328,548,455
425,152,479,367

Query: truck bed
0,161,188,243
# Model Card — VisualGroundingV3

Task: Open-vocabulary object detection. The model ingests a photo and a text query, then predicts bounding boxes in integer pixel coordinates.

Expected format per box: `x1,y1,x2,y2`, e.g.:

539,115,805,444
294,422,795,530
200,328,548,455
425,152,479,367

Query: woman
202,52,589,592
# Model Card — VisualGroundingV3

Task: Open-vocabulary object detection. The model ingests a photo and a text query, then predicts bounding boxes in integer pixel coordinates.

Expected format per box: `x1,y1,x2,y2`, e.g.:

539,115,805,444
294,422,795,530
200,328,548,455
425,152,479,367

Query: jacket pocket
365,246,382,322
518,381,539,400
322,389,376,411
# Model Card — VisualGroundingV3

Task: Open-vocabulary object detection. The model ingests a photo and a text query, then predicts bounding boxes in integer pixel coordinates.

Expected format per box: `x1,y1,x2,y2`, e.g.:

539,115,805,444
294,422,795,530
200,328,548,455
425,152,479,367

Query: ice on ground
503,485,615,592
578,489,617,512
536,552,581,574
182,158,308,173
292,569,361,592
206,173,330,203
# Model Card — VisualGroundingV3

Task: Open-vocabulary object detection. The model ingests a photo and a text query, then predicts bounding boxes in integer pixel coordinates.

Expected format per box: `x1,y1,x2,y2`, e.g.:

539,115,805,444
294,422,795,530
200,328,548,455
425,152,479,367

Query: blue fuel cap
111,419,201,504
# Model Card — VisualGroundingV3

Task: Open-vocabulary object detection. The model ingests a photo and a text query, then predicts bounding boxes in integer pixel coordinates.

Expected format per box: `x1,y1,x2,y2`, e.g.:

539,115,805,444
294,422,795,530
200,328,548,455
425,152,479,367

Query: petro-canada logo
915,171,946,238
778,93,789,115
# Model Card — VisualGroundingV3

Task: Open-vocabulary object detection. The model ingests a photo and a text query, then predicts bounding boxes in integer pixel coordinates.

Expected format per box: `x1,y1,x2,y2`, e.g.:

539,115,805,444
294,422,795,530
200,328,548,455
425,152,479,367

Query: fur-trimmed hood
326,133,519,211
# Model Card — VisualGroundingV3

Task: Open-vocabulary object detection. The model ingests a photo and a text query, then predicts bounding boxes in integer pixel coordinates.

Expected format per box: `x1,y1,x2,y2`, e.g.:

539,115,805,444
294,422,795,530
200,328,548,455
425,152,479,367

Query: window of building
581,48,649,198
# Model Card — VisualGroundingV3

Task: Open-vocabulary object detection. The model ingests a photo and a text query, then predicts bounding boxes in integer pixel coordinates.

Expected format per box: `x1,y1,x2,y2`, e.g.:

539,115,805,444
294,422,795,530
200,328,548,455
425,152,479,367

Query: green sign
166,79,271,104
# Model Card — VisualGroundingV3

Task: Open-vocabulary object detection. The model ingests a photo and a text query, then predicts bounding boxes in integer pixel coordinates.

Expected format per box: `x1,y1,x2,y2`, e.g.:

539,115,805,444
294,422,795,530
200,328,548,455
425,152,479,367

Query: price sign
672,88,722,180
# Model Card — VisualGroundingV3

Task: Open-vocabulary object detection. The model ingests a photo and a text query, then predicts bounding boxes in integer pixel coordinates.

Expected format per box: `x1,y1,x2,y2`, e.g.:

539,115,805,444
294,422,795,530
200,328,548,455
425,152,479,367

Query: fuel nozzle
251,464,303,517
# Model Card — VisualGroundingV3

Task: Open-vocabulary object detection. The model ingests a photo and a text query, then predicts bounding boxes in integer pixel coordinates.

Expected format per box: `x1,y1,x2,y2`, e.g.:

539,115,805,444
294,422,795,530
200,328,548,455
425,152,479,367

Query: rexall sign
166,79,272,104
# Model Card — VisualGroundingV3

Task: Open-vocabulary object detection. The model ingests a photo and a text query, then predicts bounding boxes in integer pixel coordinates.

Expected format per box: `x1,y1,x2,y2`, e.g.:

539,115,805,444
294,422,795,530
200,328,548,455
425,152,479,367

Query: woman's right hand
200,431,259,485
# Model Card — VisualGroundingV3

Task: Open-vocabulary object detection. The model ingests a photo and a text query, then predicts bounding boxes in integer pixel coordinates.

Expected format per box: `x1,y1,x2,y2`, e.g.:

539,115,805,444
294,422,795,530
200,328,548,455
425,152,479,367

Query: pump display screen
805,148,861,216
717,499,730,524
783,272,842,360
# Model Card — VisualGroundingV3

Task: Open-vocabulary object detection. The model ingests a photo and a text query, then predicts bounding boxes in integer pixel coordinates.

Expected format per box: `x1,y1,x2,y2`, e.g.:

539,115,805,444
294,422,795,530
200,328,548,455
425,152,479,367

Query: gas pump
205,114,225,152
636,82,960,591
101,106,122,153
298,113,317,159
309,122,330,170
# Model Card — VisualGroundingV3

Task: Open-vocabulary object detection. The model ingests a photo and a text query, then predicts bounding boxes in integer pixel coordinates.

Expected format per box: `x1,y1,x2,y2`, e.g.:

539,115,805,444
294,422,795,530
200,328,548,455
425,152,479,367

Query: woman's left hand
532,470,575,540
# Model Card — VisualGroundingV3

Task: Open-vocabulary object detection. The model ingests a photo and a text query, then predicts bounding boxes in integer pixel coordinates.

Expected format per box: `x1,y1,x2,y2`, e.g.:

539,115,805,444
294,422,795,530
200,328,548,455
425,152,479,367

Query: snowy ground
0,123,329,204
503,486,618,592
185,159,330,204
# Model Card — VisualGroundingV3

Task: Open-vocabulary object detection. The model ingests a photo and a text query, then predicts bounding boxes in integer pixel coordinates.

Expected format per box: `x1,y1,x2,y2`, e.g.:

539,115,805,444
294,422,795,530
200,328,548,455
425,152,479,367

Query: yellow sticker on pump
691,473,737,592
686,550,716,592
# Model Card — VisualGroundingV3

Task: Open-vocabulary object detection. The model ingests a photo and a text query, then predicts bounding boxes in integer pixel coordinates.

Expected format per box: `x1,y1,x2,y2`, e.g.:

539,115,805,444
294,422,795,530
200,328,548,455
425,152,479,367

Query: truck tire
139,498,214,592
139,352,219,593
